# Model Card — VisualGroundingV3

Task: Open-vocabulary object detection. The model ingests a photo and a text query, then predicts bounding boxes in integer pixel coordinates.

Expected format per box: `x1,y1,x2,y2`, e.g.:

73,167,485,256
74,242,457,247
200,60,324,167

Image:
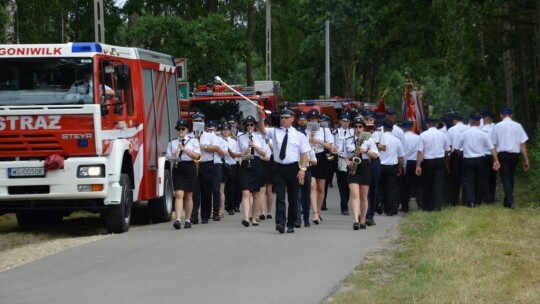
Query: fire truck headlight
78,165,105,178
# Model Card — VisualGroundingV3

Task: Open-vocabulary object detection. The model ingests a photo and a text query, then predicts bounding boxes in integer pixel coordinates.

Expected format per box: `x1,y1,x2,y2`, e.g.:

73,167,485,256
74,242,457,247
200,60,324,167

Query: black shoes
294,223,301,228
213,216,221,221
353,223,359,230
259,214,266,220
173,219,181,230
184,221,192,229
341,211,350,215
375,204,383,215
360,223,367,229
321,206,328,211
366,219,376,226
201,219,209,224
242,220,250,227
190,218,199,225
228,210,234,215
287,227,295,233
234,207,241,212
275,224,285,234
304,222,310,228
266,215,273,219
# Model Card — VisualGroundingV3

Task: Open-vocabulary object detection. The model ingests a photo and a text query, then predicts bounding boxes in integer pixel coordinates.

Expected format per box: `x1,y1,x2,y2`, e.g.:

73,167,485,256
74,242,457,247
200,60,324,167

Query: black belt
200,160,213,164
274,161,299,167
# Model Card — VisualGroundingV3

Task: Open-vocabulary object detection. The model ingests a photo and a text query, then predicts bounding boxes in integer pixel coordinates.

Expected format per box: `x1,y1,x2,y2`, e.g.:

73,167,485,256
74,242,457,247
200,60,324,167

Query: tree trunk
341,34,356,99
3,0,16,44
370,58,380,104
207,0,218,13
517,44,531,133
501,1,515,110
127,12,138,47
245,1,254,86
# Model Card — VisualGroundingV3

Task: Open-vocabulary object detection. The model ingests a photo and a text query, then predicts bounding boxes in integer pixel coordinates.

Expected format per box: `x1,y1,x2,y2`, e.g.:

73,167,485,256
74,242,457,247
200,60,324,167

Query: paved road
0,184,400,304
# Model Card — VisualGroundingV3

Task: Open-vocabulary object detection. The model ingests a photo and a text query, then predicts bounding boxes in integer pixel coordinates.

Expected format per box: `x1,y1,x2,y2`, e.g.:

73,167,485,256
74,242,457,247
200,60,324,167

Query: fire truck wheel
149,169,174,223
105,173,132,233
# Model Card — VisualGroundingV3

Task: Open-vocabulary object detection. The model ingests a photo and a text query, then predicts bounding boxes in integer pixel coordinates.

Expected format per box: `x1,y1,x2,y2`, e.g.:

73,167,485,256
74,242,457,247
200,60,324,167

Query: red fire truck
183,80,283,122
0,43,180,233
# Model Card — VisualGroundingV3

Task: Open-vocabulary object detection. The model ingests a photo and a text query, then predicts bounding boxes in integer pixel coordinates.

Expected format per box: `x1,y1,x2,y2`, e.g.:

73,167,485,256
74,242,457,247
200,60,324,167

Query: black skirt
311,151,329,179
262,157,274,185
172,161,197,192
347,160,371,185
239,157,263,192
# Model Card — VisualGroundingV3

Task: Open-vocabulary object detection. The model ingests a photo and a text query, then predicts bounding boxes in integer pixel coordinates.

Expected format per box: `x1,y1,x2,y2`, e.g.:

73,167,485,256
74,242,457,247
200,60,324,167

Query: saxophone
349,136,362,175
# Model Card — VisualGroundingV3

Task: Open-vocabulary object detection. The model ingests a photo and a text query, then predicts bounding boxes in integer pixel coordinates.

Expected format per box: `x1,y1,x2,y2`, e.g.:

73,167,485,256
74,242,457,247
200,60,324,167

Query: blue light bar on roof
72,43,103,53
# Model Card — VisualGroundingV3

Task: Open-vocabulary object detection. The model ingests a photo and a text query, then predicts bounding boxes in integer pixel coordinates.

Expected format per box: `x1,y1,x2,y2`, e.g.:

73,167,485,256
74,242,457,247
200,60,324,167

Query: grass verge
327,204,540,304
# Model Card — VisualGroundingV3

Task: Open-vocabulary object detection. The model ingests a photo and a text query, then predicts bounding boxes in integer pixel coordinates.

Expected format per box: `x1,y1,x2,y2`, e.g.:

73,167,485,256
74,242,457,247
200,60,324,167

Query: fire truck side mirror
115,64,131,90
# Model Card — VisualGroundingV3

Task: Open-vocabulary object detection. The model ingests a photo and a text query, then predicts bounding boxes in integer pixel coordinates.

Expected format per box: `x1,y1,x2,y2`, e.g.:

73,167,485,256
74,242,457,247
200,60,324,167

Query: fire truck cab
0,43,180,233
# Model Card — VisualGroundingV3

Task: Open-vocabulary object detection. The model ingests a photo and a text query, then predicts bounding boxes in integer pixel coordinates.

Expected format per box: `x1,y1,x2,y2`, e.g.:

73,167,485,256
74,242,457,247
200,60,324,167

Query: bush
516,125,540,207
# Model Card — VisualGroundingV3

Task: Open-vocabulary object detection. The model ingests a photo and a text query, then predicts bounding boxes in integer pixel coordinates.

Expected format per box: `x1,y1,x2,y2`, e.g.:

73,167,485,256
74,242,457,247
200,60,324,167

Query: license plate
8,167,46,178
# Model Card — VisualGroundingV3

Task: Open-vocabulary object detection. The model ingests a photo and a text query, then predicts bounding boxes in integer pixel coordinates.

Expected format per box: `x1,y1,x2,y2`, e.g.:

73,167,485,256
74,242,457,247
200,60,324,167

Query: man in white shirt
480,111,497,203
258,108,310,234
446,113,469,206
491,108,530,209
416,118,451,211
454,114,500,207
378,120,405,216
334,113,354,215
400,121,423,212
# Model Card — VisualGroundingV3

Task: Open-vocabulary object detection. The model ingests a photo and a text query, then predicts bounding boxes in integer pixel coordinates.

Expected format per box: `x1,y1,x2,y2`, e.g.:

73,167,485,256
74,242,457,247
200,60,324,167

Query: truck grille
0,133,63,153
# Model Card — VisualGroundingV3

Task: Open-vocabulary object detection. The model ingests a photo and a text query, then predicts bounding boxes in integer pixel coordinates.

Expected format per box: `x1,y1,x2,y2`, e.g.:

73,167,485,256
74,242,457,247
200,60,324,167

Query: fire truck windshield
0,58,95,106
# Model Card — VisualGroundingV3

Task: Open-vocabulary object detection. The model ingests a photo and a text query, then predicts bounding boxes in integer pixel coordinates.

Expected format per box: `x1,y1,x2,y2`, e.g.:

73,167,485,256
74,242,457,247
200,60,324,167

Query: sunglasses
178,127,187,131
193,120,203,123
280,116,291,119
246,123,255,127
354,125,364,129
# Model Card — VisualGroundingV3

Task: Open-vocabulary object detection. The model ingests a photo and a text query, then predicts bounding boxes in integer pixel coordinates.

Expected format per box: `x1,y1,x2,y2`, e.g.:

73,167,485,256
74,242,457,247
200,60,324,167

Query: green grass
328,204,540,304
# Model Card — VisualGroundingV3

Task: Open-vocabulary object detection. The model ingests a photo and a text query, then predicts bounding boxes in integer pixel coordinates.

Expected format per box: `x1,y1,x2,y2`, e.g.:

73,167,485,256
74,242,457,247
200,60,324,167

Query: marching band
167,106,530,232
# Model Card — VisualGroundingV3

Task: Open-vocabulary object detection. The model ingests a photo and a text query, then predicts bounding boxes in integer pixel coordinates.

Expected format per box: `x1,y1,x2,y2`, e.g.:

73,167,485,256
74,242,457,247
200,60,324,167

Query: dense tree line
2,0,540,132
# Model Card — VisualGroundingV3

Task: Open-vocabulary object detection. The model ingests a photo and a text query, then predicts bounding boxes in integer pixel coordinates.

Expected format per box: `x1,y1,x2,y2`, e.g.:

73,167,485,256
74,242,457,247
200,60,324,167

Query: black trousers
498,152,519,207
447,152,463,205
212,164,223,216
379,164,398,214
322,156,338,209
483,155,497,203
192,161,214,221
421,158,445,211
336,170,350,212
225,164,237,211
273,162,299,228
462,157,488,205
400,160,423,211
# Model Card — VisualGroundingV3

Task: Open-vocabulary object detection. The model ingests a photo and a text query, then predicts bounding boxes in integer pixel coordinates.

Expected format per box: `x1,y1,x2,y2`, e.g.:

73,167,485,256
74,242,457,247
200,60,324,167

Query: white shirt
237,132,266,158
491,117,529,153
213,136,228,164
447,122,469,151
480,123,494,155
379,132,405,165
166,136,200,161
392,124,405,147
454,126,494,158
403,131,423,161
420,127,450,159
194,131,220,162
221,136,239,165
265,127,311,164
371,127,386,145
